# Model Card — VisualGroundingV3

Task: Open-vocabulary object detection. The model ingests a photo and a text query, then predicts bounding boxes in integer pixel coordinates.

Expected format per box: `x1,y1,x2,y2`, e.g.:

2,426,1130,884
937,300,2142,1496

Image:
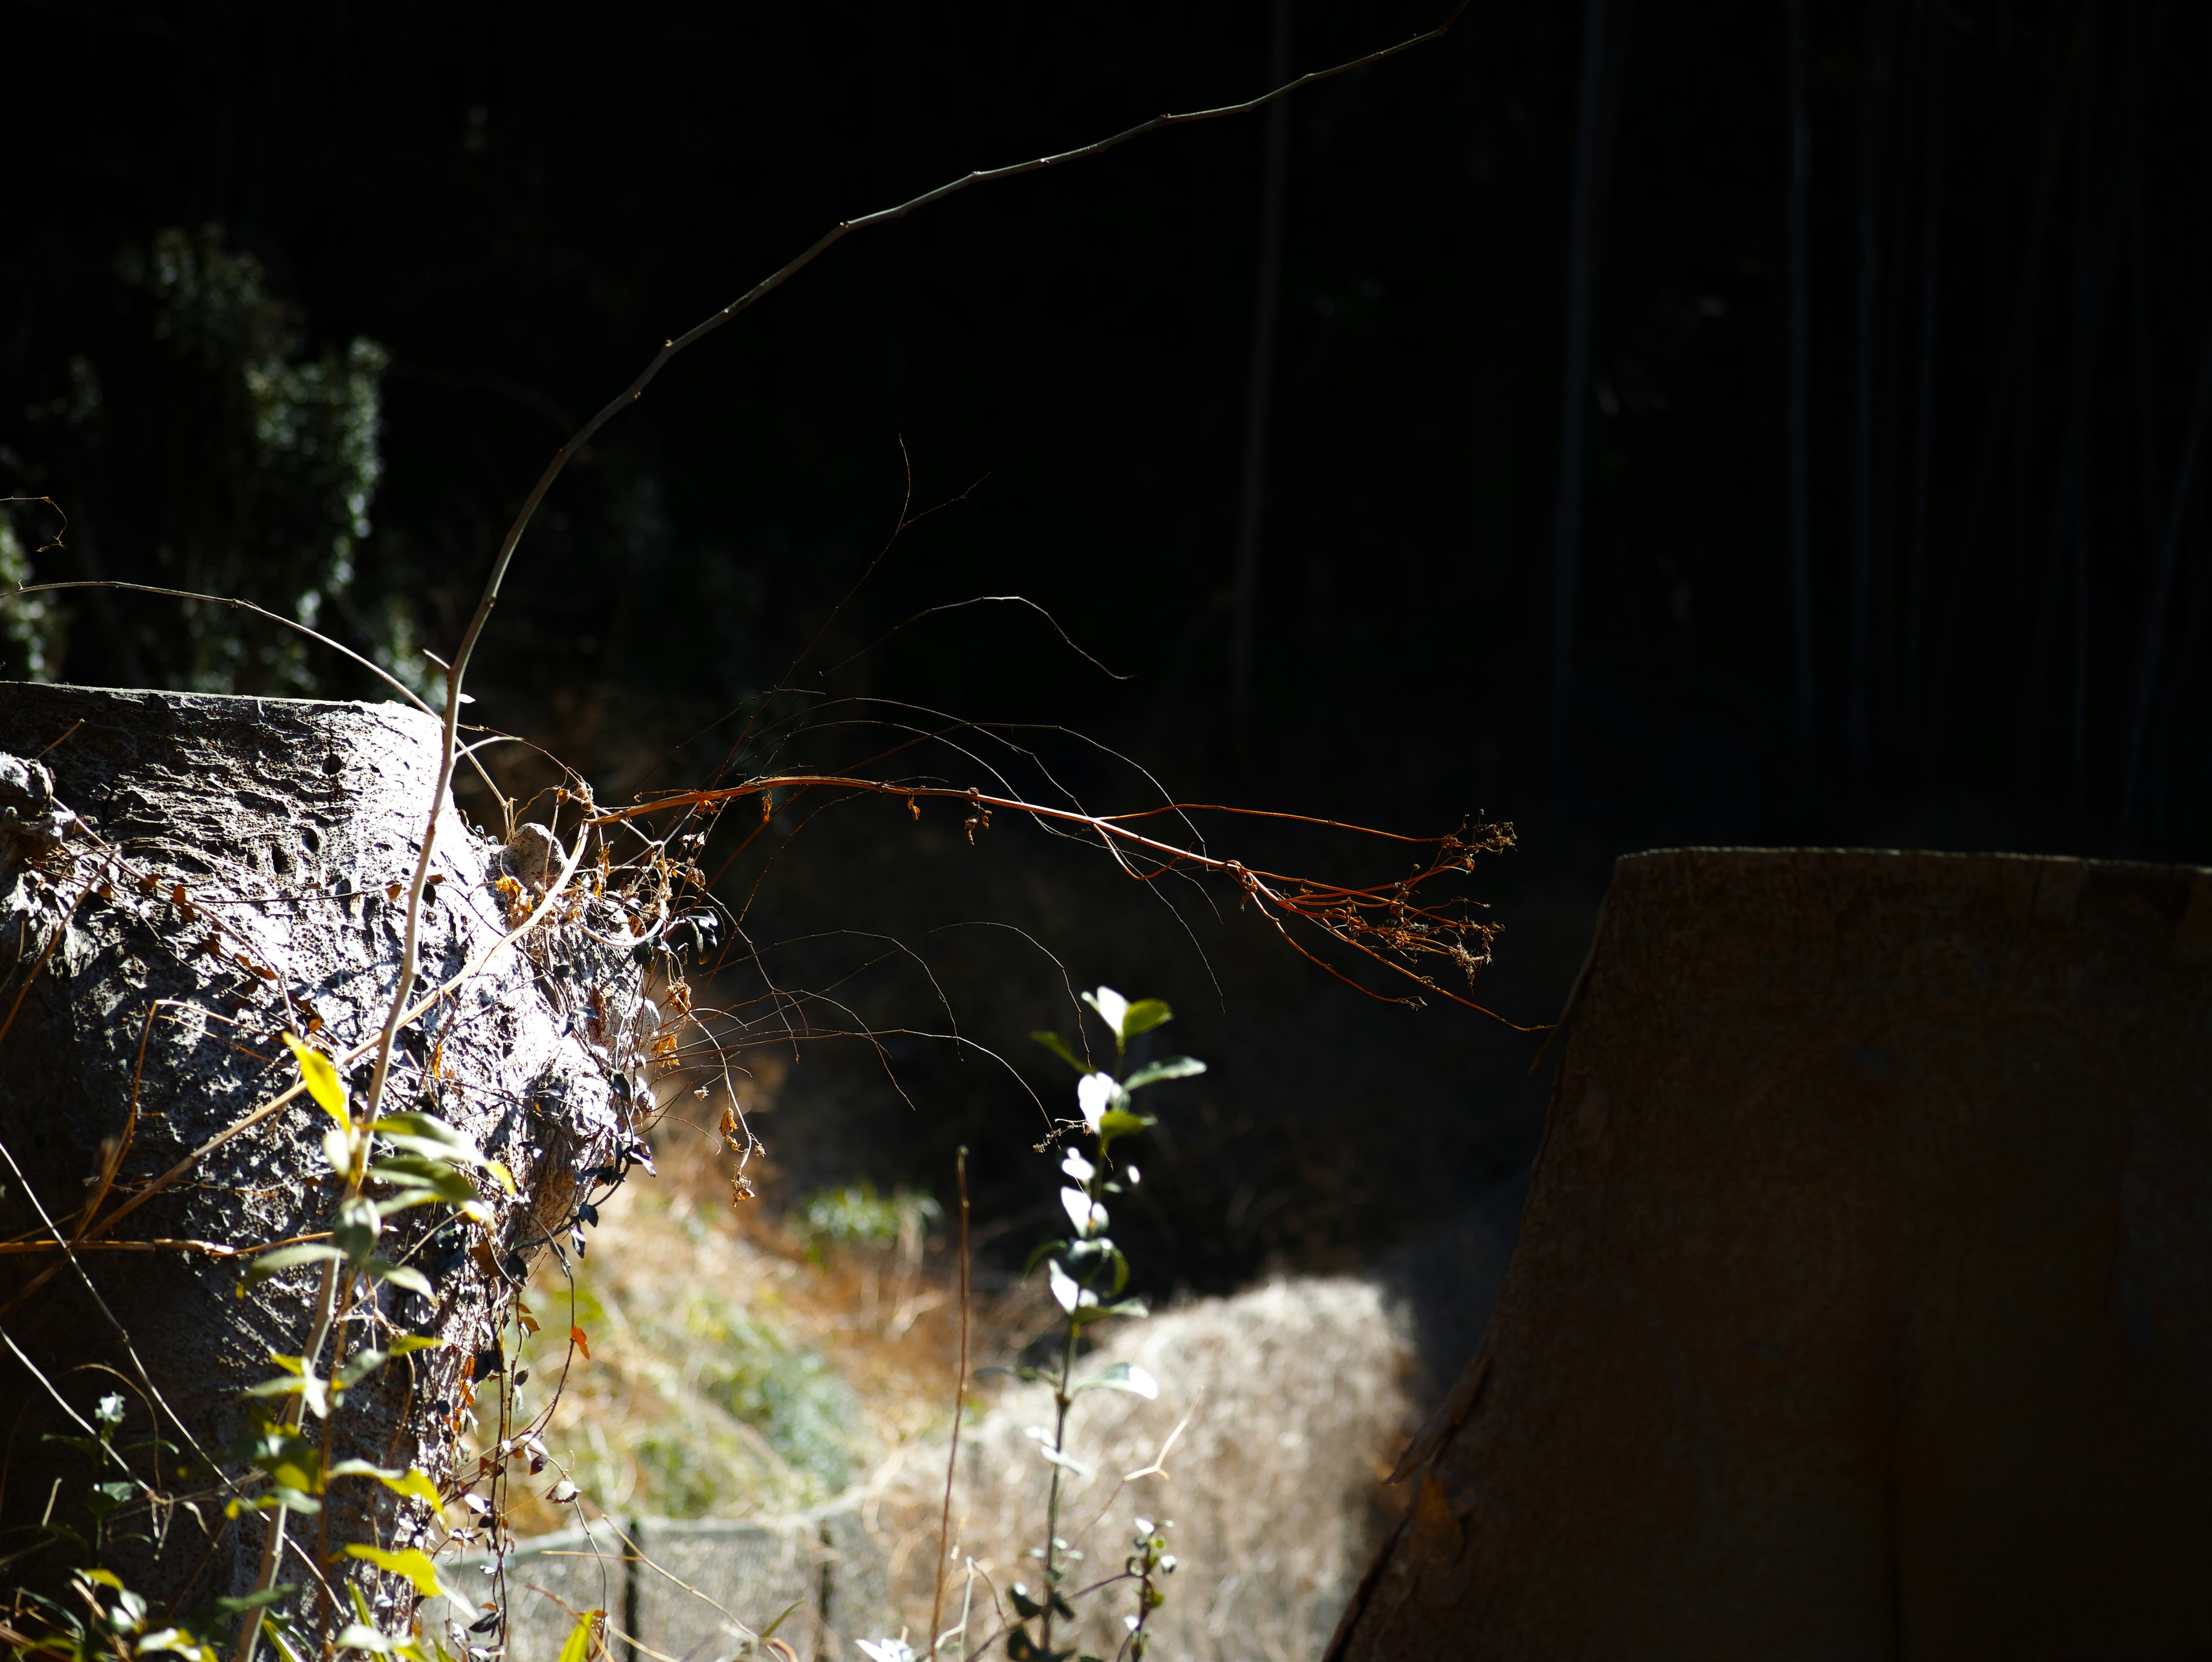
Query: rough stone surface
0,683,649,1635
1327,847,2212,1661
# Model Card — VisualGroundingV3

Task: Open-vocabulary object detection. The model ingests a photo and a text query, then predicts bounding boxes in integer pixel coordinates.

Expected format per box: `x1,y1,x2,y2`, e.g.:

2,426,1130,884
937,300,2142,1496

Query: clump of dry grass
867,1278,1418,1662
497,1114,967,1536
493,1101,1418,1662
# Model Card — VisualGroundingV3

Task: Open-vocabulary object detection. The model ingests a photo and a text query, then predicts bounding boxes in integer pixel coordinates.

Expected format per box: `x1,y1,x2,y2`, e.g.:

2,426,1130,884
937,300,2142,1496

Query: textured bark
0,683,647,1640
1328,847,2212,1660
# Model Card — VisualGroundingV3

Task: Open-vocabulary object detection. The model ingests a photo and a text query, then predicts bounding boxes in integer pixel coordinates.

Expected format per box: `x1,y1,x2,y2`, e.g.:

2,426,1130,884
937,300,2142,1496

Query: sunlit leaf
1119,998,1172,1037
1075,1072,1118,1132
329,1460,442,1509
553,1609,604,1662
570,1324,591,1360
1071,1295,1146,1328
324,1126,358,1178
1033,1443,1096,1478
1121,1056,1204,1092
1094,1110,1155,1156
1081,986,1130,1038
283,1032,349,1127
334,1197,381,1266
1047,1259,1082,1315
371,1112,494,1171
238,1244,344,1292
335,1350,389,1388
343,1545,456,1603
1075,1362,1158,1399
361,1258,433,1298
1059,1187,1107,1237
369,1154,476,1203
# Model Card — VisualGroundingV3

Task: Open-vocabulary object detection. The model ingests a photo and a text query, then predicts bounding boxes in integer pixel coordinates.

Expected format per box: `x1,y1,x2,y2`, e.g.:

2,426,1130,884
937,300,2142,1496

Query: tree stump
1328,848,2212,1660
0,683,649,1646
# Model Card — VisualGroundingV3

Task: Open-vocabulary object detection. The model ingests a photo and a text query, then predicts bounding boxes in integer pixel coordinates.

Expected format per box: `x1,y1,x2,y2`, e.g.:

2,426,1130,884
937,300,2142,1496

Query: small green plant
796,1182,941,1262
877,987,1200,1662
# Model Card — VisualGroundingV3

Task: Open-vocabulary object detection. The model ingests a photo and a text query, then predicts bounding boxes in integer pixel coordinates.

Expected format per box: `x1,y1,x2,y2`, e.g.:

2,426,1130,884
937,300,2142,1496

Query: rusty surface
1330,848,2212,1660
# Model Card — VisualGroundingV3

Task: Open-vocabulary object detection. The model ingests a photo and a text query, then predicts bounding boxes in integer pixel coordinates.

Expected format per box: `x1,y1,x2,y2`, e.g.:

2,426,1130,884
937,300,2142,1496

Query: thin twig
592,775,1527,1023
452,3,1468,768
928,1147,971,1655
11,582,435,717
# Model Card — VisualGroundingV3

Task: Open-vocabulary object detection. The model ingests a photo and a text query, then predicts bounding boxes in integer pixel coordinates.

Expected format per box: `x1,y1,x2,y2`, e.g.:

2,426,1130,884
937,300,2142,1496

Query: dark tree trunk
0,684,645,1649
1327,847,2212,1659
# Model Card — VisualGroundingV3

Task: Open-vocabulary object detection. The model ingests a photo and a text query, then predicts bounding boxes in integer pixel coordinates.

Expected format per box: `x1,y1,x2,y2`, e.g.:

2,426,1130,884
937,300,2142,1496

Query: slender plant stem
929,1148,971,1656
1040,1286,1083,1656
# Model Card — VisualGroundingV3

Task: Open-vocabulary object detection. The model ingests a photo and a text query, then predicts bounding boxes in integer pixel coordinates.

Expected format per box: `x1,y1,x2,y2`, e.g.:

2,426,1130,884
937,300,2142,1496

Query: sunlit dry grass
498,1113,971,1536
491,1112,1418,1661
865,1279,1416,1662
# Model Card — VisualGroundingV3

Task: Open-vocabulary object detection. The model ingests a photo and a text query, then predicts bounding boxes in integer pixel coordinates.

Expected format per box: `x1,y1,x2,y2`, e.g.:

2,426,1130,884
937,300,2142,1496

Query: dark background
6,0,2207,1357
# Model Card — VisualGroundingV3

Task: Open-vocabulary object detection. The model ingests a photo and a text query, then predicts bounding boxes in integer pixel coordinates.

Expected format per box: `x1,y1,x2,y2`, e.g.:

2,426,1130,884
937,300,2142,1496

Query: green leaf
1119,999,1173,1038
388,1335,443,1357
756,1599,805,1642
334,1197,381,1266
554,1609,604,1662
1074,1362,1159,1399
367,1186,462,1216
369,1154,477,1203
197,1587,298,1619
324,1126,358,1178
1094,1109,1156,1156
360,1259,433,1298
1080,986,1129,1036
238,1243,344,1292
343,1545,455,1603
1121,1056,1205,1092
283,1032,349,1127
329,1460,442,1509
1071,1296,1147,1328
371,1112,494,1170
1021,1237,1071,1277
334,1350,388,1389
1047,1259,1090,1316
1031,1030,1086,1074
137,1626,221,1661
244,1371,329,1419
